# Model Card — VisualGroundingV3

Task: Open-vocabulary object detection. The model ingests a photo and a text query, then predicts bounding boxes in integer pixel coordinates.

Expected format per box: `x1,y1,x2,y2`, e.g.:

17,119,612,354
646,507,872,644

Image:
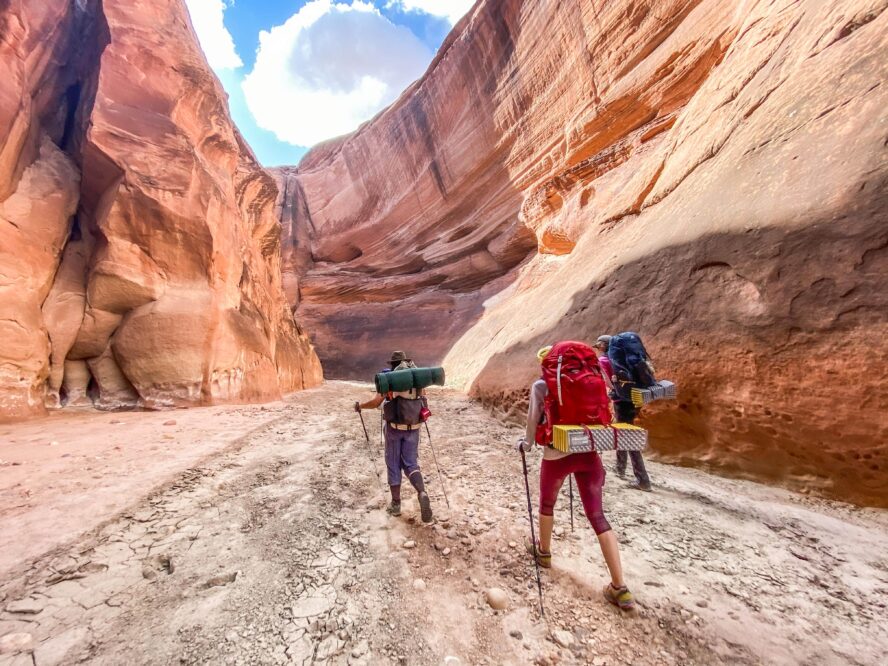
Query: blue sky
184,1,472,166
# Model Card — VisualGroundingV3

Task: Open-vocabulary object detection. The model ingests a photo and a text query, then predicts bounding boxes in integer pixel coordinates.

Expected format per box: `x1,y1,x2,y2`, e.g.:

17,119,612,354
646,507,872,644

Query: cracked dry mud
1,382,887,665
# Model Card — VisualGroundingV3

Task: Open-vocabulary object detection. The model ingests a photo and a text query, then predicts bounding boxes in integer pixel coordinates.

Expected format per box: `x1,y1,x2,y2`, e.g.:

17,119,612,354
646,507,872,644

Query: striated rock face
284,0,888,506
0,0,321,420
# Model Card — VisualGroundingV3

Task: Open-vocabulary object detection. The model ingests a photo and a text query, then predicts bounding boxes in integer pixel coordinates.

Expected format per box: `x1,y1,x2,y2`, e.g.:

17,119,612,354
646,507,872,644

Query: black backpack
607,332,656,399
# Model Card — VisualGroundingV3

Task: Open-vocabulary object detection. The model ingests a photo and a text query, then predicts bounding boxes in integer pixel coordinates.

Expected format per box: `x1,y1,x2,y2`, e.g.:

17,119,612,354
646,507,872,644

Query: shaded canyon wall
0,0,322,421
281,0,888,506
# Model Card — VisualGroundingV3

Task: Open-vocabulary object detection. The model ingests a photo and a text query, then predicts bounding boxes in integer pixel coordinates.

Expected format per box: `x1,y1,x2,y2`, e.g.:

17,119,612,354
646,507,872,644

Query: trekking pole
569,476,575,532
423,421,451,510
520,448,545,618
356,409,384,490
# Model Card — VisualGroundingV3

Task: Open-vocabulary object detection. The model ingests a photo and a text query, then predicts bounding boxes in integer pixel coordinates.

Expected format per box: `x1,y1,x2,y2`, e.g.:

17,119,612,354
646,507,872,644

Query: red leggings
539,452,611,535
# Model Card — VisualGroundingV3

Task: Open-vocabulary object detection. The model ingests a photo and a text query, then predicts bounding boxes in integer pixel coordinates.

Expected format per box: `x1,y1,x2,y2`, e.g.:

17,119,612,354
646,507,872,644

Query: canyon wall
0,0,321,421
283,0,888,506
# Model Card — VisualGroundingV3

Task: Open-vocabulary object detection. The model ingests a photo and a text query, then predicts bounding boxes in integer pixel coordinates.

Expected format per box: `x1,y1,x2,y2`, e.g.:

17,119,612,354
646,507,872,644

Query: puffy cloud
388,0,474,24
242,0,433,147
184,0,243,70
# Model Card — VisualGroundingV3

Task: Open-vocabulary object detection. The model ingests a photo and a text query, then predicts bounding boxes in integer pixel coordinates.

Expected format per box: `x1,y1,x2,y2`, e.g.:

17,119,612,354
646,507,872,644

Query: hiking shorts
539,451,611,535
383,425,420,486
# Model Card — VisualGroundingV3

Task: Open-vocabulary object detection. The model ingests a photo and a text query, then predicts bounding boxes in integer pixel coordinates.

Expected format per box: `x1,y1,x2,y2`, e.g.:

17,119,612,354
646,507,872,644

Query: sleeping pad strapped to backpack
535,341,612,445
607,332,656,401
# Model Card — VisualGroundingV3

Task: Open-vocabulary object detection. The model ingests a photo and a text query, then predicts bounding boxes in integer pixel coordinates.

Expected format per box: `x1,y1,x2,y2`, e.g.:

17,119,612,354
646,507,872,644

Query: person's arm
355,394,384,412
523,380,547,445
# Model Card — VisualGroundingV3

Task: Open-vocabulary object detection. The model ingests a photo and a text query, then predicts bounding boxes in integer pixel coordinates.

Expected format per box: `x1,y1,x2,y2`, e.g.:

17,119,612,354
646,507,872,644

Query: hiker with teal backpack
517,342,635,611
602,332,653,491
355,351,434,523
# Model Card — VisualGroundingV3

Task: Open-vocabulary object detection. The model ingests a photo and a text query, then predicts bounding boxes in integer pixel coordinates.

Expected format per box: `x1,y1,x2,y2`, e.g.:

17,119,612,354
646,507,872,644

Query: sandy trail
0,382,886,665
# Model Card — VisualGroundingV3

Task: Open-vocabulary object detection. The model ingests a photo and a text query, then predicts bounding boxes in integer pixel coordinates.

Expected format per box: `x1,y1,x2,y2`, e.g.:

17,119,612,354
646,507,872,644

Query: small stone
554,526,564,537
163,434,175,441
592,657,606,666
442,548,451,556
552,629,574,648
508,541,517,548
163,420,177,426
0,632,33,654
696,599,709,608
403,540,416,549
485,588,509,610
509,630,523,640
413,579,427,591
203,571,239,588
5,599,43,615
49,441,59,446
351,640,369,658
443,657,461,665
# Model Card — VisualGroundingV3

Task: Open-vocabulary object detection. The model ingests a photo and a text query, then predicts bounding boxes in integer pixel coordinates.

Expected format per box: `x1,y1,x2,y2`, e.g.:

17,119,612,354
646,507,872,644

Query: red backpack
535,341,612,445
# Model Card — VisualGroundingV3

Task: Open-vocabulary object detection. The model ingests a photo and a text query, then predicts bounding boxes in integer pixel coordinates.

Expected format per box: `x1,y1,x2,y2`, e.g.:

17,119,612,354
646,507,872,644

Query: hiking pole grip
520,448,545,618
424,421,450,510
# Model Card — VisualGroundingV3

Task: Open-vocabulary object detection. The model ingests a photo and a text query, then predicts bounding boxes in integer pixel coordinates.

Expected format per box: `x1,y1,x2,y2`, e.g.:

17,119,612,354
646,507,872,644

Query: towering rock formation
281,0,888,506
0,0,321,420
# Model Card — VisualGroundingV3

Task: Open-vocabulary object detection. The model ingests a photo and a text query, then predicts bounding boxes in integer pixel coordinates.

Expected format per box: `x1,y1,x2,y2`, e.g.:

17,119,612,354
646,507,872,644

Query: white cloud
388,0,474,24
185,0,243,70
242,0,433,147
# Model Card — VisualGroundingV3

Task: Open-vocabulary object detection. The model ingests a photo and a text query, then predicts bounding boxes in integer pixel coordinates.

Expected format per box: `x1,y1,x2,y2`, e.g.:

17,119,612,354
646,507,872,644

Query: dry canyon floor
1,383,887,665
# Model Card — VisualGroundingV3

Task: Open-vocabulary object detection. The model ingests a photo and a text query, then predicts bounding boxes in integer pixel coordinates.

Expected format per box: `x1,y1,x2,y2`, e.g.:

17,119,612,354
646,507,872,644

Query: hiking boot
524,539,552,569
628,481,653,492
418,492,433,523
386,501,401,517
604,583,635,611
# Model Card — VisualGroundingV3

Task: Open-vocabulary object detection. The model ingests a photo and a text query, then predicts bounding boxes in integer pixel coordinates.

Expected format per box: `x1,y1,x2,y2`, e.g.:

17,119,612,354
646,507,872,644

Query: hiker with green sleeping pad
355,351,436,523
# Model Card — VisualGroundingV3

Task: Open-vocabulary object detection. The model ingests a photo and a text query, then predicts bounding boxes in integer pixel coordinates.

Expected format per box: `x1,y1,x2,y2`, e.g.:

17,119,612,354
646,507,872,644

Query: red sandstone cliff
0,0,322,420
282,0,888,506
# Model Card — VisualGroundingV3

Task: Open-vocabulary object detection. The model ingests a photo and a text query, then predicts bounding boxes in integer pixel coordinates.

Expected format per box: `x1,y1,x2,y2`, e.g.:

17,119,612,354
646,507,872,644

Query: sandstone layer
0,0,321,421
283,0,888,506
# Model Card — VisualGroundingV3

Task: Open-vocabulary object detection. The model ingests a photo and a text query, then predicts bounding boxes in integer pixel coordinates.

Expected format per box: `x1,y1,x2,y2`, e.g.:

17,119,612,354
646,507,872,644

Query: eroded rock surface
283,0,888,506
0,0,321,420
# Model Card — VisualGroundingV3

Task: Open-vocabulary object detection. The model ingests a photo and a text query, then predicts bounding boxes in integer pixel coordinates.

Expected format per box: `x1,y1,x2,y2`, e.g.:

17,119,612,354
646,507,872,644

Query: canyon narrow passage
1,384,885,665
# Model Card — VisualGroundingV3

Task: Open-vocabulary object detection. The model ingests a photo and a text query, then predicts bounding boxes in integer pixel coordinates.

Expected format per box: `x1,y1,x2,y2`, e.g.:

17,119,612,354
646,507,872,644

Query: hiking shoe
604,583,635,611
418,492,433,523
524,539,552,569
386,501,401,517
628,481,653,492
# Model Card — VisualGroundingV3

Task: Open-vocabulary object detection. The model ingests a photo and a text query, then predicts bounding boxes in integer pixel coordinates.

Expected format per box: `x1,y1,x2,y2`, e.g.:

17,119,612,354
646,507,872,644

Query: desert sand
2,383,886,665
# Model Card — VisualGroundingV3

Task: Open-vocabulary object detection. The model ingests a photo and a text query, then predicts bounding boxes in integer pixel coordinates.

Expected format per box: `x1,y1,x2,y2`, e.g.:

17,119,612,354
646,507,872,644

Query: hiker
604,332,653,491
517,343,635,611
355,351,433,523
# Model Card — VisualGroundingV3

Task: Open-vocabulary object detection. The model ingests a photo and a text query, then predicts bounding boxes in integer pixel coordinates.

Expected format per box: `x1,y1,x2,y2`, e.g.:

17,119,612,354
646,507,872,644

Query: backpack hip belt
388,422,421,431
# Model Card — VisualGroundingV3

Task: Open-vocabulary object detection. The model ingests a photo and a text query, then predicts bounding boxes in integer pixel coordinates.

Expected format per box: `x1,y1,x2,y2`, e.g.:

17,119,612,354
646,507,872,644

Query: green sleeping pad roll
375,367,446,394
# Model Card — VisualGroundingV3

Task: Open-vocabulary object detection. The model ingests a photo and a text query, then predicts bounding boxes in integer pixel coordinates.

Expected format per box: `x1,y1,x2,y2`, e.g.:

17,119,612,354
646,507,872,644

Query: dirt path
1,382,886,665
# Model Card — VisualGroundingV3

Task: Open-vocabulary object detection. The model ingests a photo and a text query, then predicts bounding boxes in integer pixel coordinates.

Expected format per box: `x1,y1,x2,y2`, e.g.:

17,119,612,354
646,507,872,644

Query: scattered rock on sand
5,598,43,614
485,588,509,610
163,420,177,426
413,579,426,591
509,630,523,640
0,632,33,653
403,540,416,549
553,629,575,648
442,547,451,556
203,571,239,588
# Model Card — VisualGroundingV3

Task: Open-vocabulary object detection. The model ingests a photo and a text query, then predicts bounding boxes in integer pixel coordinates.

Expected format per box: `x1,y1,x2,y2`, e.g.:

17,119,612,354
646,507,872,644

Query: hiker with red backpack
517,342,635,611
355,351,434,523
599,332,653,491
